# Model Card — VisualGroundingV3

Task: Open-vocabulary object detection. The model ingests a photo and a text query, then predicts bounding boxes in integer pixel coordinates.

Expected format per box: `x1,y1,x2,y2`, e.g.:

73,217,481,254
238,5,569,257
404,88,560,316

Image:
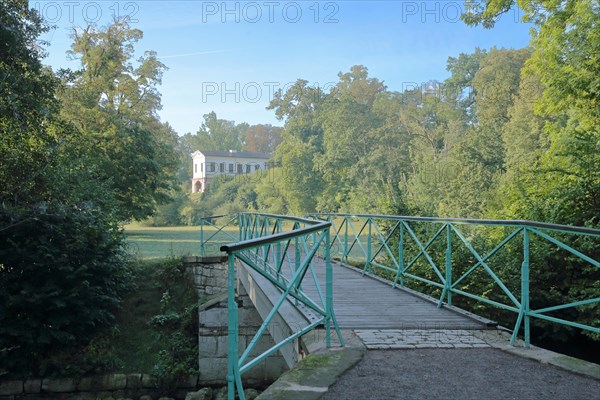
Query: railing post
263,217,270,264
226,253,243,400
510,227,531,347
311,230,317,260
200,219,205,256
446,223,453,306
295,235,301,275
364,218,372,273
394,221,405,288
239,215,244,241
344,216,349,265
245,214,249,240
275,220,282,273
325,227,332,348
522,228,530,347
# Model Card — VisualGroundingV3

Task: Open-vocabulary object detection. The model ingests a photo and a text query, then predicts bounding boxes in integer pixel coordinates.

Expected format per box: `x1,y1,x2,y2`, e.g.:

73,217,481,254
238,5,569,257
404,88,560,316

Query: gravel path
320,348,600,400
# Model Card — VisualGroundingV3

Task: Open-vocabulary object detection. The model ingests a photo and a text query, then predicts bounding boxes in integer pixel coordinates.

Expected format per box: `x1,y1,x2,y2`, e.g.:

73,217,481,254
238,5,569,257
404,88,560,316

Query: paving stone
23,380,41,394
355,329,492,349
369,344,391,349
0,381,22,396
389,344,417,349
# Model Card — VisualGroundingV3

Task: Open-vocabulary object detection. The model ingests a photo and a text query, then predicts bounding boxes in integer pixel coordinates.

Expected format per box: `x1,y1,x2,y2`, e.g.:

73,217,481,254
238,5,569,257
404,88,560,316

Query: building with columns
191,150,271,193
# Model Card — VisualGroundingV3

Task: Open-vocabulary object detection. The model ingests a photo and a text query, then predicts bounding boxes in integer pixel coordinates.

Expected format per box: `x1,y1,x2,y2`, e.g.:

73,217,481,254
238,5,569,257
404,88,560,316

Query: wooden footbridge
297,259,487,330
199,212,600,400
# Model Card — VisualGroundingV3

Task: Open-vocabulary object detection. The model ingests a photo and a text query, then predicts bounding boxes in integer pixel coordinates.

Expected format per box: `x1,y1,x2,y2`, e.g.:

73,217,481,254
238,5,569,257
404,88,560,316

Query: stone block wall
185,256,228,298
0,373,199,400
184,256,288,387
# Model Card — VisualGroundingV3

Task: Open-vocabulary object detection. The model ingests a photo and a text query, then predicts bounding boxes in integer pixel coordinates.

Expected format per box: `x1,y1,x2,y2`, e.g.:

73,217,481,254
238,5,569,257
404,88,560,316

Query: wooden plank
290,256,486,330
251,250,488,331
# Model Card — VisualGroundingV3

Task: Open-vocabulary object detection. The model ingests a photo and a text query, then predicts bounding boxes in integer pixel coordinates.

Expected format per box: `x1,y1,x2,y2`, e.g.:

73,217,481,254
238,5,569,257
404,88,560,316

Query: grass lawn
123,223,240,259
122,221,372,261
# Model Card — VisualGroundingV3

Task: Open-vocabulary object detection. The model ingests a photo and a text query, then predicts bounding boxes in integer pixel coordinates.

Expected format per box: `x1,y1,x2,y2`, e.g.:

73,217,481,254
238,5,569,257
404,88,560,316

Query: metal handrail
202,213,344,400
220,224,330,252
308,213,600,236
307,212,600,347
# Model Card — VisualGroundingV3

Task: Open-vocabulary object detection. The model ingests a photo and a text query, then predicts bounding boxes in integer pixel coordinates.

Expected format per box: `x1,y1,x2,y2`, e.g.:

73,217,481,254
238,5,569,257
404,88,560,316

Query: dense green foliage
58,19,178,221
0,0,62,206
92,258,198,386
0,206,130,376
181,2,598,227
0,1,179,377
464,0,599,228
148,259,199,391
185,1,598,230
0,256,198,384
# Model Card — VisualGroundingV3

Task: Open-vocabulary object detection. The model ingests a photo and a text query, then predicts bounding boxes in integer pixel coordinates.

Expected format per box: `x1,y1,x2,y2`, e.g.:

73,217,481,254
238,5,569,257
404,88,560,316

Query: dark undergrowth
2,257,199,388
84,257,200,387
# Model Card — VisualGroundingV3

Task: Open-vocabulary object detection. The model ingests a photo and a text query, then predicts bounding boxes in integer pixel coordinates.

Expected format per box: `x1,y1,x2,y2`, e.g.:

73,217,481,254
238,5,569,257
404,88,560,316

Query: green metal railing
200,213,344,400
306,213,600,347
199,214,239,255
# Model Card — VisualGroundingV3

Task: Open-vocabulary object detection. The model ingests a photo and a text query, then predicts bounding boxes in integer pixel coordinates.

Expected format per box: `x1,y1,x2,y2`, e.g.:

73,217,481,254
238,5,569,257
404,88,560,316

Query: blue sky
33,1,533,135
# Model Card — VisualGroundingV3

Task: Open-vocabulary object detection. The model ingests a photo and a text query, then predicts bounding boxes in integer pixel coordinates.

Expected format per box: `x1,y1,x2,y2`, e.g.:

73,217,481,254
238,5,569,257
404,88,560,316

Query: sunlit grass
122,221,371,260
123,224,239,259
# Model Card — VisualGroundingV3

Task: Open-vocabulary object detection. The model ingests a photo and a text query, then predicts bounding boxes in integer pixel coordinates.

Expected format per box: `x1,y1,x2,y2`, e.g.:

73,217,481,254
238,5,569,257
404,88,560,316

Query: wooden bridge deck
293,259,487,330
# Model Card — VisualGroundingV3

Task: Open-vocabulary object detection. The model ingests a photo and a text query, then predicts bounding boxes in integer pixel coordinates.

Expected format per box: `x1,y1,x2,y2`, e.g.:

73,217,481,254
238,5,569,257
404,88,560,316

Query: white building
191,150,271,193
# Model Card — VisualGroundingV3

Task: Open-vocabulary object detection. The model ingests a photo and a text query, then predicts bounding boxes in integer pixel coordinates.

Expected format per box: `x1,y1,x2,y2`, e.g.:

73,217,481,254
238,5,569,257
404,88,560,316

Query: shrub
0,204,132,377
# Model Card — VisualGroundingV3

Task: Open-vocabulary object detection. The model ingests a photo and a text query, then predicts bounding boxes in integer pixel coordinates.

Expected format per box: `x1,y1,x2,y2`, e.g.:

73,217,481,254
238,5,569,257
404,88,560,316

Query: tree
524,0,599,225
0,0,60,206
267,79,328,213
465,48,530,172
191,111,247,152
0,2,131,376
444,48,487,123
244,124,282,153
462,0,599,225
331,65,386,107
275,133,324,214
59,18,178,221
0,206,130,376
315,67,386,212
399,83,466,216
496,72,547,218
438,49,529,218
255,168,288,214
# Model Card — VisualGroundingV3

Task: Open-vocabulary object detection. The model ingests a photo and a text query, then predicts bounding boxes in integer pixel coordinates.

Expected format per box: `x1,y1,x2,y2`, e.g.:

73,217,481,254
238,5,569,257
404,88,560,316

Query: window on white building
229,163,234,172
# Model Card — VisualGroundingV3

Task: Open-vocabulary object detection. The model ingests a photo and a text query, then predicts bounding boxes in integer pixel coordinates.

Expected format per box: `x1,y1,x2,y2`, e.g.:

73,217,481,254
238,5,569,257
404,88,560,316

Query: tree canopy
58,18,178,221
1,6,179,376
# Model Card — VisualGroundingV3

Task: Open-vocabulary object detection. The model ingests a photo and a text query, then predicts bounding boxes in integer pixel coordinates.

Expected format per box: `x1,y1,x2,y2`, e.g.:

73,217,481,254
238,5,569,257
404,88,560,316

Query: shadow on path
320,348,600,400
